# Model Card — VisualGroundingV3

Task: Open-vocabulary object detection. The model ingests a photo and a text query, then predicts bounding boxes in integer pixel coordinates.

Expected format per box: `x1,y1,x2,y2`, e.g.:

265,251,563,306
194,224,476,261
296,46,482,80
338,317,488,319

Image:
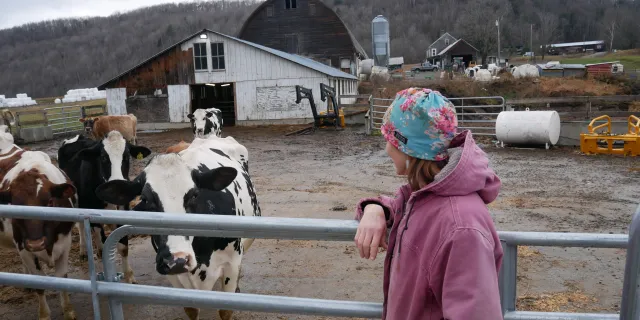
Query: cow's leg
118,233,136,284
54,237,76,320
183,307,199,320
76,222,88,261
18,251,50,320
219,262,241,320
92,225,104,258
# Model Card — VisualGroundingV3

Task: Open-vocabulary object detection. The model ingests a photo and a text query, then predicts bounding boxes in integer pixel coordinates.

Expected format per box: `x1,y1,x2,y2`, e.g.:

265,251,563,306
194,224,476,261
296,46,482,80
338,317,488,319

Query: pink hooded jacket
355,131,503,320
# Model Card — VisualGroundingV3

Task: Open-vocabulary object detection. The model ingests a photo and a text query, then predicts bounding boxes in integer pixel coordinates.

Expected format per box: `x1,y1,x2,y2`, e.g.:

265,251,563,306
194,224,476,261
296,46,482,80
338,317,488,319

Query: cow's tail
242,238,255,253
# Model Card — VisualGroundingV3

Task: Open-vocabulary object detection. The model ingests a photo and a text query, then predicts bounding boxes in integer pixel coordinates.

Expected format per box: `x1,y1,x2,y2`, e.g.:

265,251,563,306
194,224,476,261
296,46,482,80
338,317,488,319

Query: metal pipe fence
368,96,505,136
0,204,638,320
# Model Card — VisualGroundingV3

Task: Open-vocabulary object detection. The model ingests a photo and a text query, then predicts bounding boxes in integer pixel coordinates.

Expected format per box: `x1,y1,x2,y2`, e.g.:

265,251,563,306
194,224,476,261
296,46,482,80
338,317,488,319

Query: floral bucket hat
381,88,458,161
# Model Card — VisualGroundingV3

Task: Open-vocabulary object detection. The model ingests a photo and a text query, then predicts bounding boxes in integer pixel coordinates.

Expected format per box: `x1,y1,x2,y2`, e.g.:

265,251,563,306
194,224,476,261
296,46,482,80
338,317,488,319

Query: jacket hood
417,130,500,204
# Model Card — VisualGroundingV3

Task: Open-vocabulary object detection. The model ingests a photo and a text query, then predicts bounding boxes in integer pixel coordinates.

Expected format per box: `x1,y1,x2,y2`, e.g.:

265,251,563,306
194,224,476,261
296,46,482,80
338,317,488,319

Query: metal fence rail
0,204,638,320
44,105,106,136
368,96,505,136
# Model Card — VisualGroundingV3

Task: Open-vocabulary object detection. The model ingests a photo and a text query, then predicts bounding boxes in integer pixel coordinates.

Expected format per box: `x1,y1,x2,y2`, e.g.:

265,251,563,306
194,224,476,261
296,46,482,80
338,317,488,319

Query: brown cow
0,149,78,320
80,114,138,144
165,140,190,154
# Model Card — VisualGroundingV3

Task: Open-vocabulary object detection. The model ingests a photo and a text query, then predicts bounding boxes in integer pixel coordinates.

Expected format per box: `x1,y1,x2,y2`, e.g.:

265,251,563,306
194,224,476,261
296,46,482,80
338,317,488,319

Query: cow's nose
25,238,45,252
197,128,204,133
157,251,192,275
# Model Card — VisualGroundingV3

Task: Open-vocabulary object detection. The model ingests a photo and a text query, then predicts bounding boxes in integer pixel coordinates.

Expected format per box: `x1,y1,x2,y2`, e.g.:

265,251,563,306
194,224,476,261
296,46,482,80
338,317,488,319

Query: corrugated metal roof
548,40,605,48
539,63,586,70
585,61,619,66
98,28,356,89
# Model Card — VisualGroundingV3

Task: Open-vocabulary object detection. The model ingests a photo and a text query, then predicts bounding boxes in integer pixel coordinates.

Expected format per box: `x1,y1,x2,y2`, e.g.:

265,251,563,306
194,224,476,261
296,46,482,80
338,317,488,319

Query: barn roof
237,0,368,59
438,39,479,56
98,28,357,89
548,40,605,48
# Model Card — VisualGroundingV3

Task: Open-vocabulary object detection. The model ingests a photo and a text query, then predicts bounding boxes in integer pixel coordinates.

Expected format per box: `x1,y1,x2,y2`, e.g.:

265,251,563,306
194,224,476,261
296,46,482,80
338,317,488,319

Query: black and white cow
95,136,260,320
0,148,78,320
57,131,152,284
187,108,223,139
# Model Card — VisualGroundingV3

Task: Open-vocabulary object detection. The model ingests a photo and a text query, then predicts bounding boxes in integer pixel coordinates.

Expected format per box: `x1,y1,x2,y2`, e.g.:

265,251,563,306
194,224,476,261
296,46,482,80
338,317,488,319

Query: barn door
168,85,190,123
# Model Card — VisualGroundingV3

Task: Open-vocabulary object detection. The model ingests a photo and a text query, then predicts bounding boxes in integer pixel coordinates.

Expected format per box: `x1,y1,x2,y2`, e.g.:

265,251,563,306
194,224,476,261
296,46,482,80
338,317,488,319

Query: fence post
84,219,102,320
499,240,517,316
368,95,373,135
620,204,640,320
103,226,127,320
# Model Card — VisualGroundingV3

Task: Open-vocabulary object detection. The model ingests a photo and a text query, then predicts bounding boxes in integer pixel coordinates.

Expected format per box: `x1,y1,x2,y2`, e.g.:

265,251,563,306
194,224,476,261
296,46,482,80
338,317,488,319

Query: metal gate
44,105,106,136
369,96,505,136
0,204,639,320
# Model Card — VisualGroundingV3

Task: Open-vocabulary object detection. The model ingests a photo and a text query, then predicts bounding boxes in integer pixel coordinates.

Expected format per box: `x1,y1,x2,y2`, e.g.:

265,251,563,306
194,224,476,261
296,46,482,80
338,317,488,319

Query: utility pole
496,19,501,66
530,24,533,63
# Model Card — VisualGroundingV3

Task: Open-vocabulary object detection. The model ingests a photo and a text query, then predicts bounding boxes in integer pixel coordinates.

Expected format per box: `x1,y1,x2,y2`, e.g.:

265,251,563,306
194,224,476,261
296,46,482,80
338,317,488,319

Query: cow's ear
187,114,194,120
95,180,142,206
193,167,237,191
206,112,214,118
129,145,152,159
0,190,11,204
50,183,76,199
79,118,86,123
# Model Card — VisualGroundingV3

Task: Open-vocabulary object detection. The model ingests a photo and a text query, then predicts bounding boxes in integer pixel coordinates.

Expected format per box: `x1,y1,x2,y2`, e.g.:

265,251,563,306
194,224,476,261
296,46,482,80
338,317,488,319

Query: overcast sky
1,0,203,30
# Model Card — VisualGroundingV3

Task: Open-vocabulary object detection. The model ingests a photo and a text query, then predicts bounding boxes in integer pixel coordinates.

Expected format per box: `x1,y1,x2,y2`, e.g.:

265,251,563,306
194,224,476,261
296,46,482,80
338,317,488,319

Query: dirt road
0,125,638,319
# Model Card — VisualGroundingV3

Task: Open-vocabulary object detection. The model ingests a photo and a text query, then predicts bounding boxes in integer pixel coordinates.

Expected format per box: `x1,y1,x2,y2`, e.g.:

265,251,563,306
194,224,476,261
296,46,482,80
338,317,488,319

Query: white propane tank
495,109,561,148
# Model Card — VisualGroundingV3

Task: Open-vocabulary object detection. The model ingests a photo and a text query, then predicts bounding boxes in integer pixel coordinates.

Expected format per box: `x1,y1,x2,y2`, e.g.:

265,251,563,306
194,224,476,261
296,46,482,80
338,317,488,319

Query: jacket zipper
397,198,415,254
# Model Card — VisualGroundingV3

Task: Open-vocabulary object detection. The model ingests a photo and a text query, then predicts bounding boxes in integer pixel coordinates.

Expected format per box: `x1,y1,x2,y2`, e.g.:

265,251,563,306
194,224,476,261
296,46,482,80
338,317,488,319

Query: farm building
537,63,586,78
543,40,606,55
585,61,619,76
98,28,359,127
429,39,479,69
237,0,368,76
426,31,457,60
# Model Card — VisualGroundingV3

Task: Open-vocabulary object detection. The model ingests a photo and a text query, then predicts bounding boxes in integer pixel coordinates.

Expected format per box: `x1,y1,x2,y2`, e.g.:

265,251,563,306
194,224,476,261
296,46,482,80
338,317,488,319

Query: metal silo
372,15,390,67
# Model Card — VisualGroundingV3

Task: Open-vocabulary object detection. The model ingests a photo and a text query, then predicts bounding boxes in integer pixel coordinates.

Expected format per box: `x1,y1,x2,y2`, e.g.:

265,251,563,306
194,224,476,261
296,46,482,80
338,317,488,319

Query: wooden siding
105,47,195,93
238,0,358,68
183,31,328,84
428,33,457,55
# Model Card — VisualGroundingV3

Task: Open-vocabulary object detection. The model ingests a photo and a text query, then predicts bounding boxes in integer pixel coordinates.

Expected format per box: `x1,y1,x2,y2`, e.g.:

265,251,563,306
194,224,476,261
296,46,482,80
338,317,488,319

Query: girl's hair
406,157,448,191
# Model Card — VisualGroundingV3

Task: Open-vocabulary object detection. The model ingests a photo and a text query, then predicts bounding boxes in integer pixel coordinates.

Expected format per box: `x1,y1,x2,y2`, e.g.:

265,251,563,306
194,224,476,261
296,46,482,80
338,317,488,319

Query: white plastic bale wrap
495,110,561,146
359,59,374,75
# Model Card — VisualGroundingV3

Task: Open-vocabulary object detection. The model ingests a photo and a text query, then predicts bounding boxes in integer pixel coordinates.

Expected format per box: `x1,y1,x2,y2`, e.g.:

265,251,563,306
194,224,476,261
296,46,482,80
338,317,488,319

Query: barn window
445,38,450,46
193,43,208,71
431,48,437,57
285,34,299,54
309,3,316,15
211,42,225,70
285,0,297,9
266,5,274,17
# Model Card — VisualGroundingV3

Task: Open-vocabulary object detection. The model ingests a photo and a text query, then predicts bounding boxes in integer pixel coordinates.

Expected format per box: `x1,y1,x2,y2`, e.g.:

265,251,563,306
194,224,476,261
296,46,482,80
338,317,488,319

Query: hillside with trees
1,0,639,97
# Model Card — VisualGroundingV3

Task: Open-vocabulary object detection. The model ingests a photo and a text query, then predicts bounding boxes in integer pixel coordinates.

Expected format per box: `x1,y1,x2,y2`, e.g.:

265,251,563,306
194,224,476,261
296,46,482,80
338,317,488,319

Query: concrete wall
125,96,169,123
558,121,629,146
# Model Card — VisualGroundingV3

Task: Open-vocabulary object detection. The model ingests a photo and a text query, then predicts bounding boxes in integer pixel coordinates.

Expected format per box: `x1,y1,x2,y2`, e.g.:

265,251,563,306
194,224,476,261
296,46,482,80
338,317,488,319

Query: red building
585,61,617,76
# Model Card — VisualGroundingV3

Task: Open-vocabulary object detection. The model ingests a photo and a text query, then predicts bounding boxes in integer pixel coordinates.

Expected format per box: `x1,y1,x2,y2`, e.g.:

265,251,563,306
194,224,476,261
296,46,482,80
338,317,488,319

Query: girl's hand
355,204,388,260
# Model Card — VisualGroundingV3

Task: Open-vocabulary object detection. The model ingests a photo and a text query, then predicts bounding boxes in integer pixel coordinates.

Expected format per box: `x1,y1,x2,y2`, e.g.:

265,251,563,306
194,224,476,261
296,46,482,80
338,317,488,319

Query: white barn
98,29,359,127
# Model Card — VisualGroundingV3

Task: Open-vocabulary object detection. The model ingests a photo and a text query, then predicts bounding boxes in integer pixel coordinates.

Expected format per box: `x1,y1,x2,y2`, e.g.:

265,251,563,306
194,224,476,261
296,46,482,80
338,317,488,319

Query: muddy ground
0,125,638,319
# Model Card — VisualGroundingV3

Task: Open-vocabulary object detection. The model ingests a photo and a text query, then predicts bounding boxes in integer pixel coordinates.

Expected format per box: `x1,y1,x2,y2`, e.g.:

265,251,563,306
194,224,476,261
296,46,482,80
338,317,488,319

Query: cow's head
0,125,14,153
0,169,76,252
187,108,222,139
77,131,151,184
94,154,238,275
79,117,97,136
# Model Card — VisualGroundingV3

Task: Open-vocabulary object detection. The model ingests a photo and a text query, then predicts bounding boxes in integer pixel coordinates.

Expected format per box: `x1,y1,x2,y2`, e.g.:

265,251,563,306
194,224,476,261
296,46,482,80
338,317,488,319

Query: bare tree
603,7,619,52
536,11,559,59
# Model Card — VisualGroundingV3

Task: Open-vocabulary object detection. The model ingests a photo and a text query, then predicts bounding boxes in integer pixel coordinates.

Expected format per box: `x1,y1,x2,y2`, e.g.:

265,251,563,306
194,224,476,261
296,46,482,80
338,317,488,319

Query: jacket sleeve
432,228,502,320
354,187,405,228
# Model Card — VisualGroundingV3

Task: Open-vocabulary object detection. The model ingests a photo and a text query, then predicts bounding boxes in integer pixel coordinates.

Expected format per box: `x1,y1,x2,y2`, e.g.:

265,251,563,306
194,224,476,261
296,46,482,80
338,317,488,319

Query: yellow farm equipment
580,115,640,156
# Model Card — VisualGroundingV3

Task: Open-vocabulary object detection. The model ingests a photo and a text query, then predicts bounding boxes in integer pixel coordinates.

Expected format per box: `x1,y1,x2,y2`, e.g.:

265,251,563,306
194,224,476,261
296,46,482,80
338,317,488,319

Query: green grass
561,52,640,70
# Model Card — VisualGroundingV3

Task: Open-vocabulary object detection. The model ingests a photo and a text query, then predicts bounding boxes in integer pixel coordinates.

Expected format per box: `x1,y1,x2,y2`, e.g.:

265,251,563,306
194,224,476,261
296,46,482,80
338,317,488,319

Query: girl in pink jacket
355,88,503,319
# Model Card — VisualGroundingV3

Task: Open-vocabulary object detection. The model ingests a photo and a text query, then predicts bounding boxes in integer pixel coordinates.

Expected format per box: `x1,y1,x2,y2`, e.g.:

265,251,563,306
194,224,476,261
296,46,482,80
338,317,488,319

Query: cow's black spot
199,270,207,281
204,118,213,136
233,239,241,253
225,277,230,285
185,236,190,241
209,149,231,160
242,171,261,217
